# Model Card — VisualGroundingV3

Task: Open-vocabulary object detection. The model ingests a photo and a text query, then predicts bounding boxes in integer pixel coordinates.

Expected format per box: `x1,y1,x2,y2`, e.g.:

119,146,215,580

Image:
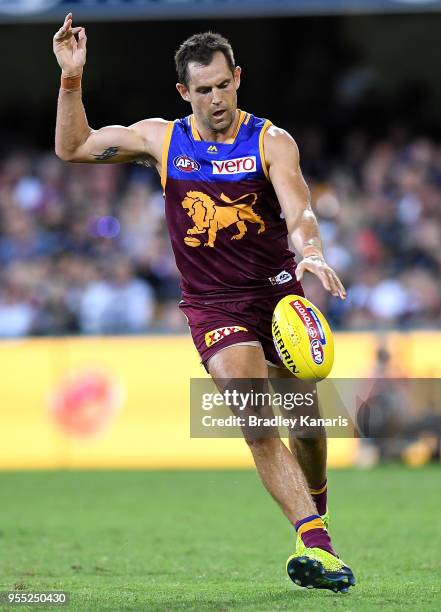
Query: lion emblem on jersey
181,191,265,248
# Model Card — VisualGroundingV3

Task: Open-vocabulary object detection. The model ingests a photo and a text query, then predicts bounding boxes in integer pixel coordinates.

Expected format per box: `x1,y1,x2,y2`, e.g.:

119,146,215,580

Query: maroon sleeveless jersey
162,110,298,303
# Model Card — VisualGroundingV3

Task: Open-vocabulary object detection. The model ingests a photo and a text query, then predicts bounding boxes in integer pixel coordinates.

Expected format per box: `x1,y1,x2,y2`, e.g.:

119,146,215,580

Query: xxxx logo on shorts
205,326,248,347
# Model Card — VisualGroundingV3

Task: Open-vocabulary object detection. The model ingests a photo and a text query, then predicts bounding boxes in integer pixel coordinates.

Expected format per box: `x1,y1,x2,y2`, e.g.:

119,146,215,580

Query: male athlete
53,13,355,592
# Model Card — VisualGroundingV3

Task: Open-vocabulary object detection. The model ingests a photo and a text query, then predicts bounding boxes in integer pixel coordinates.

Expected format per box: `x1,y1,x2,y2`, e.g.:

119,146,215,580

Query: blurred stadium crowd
0,132,440,337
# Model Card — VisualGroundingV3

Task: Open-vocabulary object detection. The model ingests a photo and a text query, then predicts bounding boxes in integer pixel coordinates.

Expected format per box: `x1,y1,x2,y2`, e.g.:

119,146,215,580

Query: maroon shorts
180,281,305,368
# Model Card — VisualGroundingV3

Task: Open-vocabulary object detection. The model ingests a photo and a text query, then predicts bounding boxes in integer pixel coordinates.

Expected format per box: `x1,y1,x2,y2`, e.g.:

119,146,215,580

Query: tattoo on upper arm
93,146,120,161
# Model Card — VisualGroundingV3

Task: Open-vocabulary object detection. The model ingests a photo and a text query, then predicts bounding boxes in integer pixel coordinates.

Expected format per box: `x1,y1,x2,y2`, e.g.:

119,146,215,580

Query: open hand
296,255,346,299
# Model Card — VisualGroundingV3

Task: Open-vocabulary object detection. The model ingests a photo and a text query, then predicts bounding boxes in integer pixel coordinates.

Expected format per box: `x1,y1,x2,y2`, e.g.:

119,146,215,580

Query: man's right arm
54,13,166,165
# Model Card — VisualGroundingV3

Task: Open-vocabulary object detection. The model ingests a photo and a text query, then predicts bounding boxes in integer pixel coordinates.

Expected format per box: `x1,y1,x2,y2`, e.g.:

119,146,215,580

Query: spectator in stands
79,256,154,334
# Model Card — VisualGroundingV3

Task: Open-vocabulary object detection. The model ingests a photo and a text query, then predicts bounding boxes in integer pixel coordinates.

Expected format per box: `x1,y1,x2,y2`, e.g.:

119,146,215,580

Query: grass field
0,466,440,611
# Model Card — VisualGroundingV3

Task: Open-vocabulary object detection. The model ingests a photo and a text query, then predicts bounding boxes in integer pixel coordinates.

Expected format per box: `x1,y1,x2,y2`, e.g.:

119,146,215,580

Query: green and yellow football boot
286,547,355,593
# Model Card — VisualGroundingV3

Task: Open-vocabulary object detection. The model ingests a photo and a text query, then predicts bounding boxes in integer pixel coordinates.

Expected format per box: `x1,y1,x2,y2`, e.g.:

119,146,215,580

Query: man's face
176,51,241,133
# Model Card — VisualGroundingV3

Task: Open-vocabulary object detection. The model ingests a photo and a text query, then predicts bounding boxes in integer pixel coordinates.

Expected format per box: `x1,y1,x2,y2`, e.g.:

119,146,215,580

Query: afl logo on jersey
173,155,201,172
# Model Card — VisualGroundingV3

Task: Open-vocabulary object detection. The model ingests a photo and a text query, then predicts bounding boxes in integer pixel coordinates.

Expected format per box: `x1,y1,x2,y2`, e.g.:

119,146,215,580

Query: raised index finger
60,13,72,32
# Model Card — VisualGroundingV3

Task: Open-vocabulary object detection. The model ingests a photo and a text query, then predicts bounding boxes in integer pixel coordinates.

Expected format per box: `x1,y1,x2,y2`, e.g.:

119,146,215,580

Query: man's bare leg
208,344,317,525
264,363,355,592
269,365,328,514
208,343,355,592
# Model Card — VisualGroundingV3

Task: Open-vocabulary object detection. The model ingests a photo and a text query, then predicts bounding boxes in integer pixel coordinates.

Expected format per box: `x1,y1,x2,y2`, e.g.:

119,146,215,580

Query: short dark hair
175,32,235,86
